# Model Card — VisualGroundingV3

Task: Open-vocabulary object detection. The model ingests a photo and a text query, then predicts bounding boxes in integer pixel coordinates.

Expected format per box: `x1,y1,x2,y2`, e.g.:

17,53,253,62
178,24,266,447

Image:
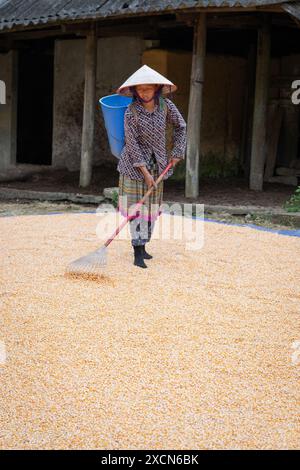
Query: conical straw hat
116,64,177,96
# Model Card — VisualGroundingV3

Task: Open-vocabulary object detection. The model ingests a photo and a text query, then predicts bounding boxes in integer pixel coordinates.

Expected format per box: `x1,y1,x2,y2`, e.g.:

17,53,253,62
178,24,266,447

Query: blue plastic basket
99,94,132,158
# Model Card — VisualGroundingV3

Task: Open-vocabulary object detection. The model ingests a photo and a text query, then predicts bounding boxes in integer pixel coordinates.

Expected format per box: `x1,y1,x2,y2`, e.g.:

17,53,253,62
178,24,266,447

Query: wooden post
79,26,97,188
0,50,18,169
249,18,271,191
185,14,206,198
240,43,256,178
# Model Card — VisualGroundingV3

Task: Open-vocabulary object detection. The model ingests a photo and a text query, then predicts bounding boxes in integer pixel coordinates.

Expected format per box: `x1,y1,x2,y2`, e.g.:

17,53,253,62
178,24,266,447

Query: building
0,0,300,197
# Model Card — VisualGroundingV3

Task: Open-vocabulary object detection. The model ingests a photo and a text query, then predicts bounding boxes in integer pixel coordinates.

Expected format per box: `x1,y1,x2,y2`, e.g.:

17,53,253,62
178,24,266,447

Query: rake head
65,246,107,277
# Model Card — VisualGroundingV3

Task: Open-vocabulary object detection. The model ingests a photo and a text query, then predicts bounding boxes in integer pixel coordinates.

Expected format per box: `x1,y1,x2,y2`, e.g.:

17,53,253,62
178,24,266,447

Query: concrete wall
1,36,297,177
0,43,250,175
52,36,146,170
143,49,247,166
144,49,300,174
278,54,300,166
202,55,246,162
0,51,17,170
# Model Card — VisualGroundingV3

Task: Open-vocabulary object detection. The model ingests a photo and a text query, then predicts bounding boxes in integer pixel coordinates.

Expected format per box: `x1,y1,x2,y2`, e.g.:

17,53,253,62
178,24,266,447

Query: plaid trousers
128,153,159,247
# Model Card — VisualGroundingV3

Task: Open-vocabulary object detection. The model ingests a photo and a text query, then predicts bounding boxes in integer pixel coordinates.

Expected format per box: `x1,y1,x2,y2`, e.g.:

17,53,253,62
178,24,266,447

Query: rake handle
104,161,174,248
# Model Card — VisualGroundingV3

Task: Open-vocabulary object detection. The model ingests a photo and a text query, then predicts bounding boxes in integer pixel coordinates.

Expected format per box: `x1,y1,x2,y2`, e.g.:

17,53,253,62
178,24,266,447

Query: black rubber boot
142,244,153,260
133,245,148,268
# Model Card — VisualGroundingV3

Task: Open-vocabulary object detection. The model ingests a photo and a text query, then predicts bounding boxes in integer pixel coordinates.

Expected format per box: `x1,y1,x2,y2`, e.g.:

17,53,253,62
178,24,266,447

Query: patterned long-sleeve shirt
117,97,187,181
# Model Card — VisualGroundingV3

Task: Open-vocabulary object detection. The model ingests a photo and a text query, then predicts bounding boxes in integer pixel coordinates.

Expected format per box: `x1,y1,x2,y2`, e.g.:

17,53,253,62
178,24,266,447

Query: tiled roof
0,0,297,32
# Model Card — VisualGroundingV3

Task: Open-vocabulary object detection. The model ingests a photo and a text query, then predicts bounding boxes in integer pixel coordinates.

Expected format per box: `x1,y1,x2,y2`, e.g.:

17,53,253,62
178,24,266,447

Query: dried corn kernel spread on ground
0,211,299,450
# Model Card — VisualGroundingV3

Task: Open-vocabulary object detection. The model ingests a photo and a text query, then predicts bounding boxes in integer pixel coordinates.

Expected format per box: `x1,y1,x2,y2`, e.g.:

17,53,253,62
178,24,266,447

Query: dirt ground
0,211,299,449
0,200,298,232
0,164,296,208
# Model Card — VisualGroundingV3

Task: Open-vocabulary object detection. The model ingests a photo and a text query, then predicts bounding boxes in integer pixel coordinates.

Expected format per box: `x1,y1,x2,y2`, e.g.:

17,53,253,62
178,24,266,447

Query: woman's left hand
170,157,181,166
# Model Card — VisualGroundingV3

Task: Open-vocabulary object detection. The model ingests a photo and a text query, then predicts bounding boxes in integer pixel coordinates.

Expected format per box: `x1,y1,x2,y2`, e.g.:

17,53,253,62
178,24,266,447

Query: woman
116,65,187,268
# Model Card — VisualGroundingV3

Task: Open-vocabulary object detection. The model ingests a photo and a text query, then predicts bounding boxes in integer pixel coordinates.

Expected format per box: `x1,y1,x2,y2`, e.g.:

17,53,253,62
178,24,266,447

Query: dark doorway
17,39,54,165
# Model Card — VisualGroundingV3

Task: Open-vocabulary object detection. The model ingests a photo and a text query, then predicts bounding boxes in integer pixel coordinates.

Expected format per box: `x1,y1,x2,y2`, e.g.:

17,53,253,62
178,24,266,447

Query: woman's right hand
144,173,157,190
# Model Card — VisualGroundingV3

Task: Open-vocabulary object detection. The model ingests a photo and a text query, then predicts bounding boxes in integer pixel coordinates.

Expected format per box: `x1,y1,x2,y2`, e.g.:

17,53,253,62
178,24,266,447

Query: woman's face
135,84,158,101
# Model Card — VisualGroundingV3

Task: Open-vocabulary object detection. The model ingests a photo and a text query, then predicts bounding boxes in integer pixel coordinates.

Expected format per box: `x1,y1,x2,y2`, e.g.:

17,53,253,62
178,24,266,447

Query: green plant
199,152,243,178
169,152,243,182
111,190,119,209
284,185,300,212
